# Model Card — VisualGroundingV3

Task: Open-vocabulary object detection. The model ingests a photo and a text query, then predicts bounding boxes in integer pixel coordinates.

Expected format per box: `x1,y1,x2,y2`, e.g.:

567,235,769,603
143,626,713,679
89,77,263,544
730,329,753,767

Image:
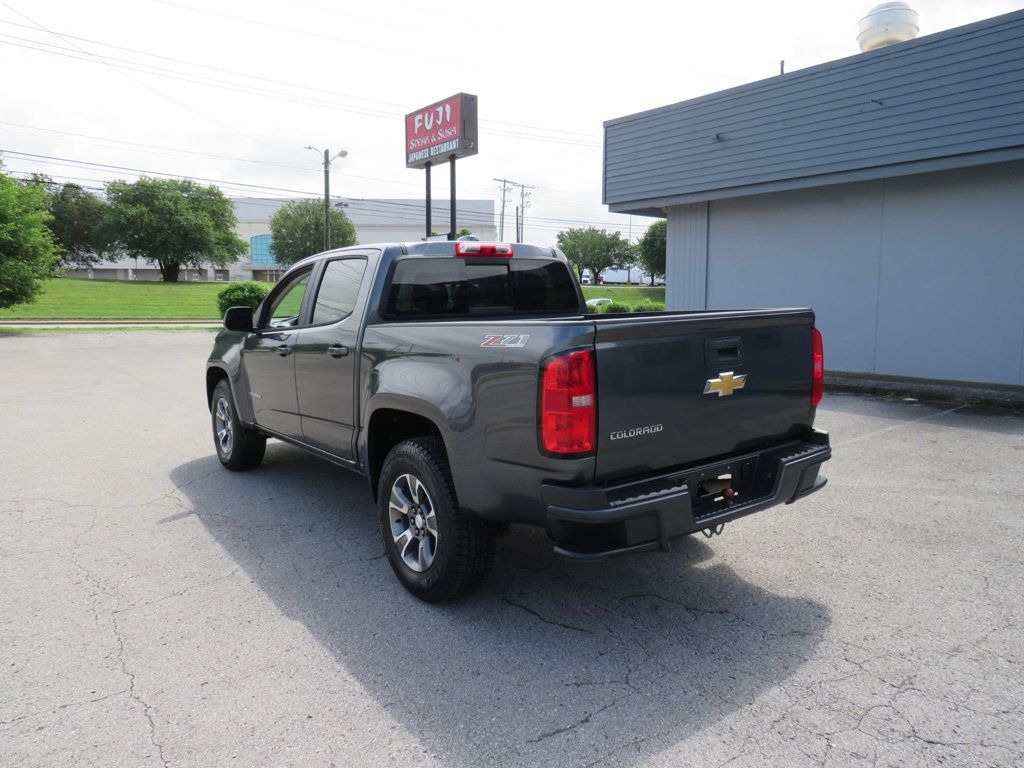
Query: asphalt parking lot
2,331,1022,768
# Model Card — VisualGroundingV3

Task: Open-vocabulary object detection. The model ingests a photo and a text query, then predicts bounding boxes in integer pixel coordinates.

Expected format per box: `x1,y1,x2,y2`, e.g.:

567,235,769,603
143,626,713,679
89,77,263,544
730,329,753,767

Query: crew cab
206,241,830,602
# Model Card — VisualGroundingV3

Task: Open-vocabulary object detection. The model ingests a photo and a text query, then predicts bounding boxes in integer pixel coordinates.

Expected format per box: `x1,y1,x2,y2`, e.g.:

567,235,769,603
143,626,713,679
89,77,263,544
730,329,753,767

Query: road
1,332,1021,767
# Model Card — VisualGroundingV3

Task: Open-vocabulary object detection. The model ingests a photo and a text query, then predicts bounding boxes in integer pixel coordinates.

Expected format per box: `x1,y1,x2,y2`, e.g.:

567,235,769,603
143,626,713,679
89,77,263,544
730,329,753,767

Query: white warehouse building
69,197,496,282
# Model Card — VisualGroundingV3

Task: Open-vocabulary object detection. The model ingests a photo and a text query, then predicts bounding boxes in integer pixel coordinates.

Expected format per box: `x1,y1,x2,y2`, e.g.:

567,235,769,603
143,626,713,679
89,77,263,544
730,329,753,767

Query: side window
311,258,367,325
262,269,311,329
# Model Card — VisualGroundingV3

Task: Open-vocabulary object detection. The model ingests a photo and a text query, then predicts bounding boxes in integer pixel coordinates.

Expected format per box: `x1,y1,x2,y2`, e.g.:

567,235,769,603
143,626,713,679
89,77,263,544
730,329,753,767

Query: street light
306,145,348,252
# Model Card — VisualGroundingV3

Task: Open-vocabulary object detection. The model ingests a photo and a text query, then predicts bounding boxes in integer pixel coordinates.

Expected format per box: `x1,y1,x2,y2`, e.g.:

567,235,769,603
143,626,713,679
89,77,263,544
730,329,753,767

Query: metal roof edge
605,147,1024,211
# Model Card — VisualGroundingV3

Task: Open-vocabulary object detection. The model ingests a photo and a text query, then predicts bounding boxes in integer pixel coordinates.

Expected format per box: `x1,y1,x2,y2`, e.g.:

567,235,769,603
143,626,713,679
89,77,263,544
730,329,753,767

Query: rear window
384,258,580,318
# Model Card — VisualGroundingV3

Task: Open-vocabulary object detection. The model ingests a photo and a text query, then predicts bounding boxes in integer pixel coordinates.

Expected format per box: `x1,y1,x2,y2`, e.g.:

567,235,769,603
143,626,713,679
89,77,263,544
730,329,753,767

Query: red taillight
541,349,596,454
811,327,824,407
455,242,513,257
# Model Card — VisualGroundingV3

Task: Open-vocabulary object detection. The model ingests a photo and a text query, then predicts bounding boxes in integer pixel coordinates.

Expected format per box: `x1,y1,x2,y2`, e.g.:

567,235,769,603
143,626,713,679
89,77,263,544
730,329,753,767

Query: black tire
377,437,495,603
211,379,266,470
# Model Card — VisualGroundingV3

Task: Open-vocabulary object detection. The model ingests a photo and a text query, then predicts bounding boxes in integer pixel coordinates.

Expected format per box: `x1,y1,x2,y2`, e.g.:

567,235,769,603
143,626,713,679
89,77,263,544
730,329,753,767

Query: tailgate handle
706,337,742,366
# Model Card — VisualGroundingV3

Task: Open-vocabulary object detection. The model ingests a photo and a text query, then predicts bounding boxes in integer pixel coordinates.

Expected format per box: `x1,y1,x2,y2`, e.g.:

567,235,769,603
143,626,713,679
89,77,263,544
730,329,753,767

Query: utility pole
517,183,534,243
493,178,534,242
306,145,348,252
493,178,513,240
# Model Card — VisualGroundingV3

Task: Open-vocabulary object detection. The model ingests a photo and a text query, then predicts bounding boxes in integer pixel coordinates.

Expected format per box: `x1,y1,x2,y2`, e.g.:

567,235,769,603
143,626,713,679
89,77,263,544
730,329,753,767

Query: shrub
596,301,634,313
216,281,270,316
633,300,666,312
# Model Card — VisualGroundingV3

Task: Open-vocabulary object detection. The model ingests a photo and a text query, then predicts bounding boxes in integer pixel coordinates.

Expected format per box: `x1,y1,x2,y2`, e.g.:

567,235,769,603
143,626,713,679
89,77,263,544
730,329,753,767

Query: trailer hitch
701,523,726,538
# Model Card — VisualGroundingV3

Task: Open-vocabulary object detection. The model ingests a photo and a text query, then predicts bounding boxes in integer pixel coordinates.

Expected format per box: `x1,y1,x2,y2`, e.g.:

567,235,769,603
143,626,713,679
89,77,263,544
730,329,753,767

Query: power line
11,166,638,239
0,35,401,122
0,120,316,171
151,0,463,66
0,1,279,151
1,150,324,195
2,143,630,225
492,179,535,241
494,179,512,241
0,116,609,213
4,150,639,231
0,19,406,112
0,34,602,149
0,20,603,147
281,0,428,35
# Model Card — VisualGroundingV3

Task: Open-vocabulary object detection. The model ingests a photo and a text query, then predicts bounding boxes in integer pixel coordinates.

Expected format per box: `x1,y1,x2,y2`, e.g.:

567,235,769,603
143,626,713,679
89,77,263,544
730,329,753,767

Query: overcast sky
1,0,1020,246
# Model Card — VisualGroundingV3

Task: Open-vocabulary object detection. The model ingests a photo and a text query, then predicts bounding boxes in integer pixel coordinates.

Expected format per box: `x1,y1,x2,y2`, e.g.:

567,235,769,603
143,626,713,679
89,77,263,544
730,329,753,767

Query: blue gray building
604,10,1024,388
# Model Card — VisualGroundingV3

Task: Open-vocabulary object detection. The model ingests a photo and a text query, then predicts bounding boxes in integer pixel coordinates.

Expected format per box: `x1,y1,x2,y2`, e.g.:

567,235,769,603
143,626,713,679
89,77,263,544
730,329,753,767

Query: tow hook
701,523,726,538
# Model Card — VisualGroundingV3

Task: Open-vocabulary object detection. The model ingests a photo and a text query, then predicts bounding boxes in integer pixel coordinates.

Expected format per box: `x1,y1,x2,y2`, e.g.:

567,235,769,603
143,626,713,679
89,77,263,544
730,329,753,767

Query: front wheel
211,379,266,470
377,437,495,602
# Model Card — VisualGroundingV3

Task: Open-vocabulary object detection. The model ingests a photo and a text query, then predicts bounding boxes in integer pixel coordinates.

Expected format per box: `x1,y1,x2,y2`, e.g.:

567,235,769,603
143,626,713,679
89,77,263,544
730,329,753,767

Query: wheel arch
204,366,229,409
365,406,447,501
206,365,230,407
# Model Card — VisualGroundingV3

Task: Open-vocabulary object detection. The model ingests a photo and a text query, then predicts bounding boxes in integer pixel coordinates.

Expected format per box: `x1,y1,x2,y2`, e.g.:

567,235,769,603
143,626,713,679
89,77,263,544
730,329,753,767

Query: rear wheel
377,437,495,602
211,379,266,470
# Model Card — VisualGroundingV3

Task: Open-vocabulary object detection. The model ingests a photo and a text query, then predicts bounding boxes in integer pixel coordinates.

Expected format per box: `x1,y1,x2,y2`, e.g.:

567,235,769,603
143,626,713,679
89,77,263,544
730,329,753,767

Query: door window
311,258,367,325
263,269,311,328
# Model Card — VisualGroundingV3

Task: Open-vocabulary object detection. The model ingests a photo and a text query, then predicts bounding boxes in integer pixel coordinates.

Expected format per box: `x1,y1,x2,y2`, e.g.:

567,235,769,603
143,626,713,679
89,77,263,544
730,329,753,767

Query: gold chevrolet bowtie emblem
704,371,747,397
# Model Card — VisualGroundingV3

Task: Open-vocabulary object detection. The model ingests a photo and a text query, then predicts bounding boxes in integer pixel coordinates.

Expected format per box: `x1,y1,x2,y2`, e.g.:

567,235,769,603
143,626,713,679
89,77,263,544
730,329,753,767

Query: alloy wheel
388,473,439,572
214,397,234,455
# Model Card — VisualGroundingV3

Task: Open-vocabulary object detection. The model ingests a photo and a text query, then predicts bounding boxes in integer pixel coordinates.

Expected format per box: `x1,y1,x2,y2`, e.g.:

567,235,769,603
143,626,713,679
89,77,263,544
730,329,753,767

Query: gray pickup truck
206,241,830,601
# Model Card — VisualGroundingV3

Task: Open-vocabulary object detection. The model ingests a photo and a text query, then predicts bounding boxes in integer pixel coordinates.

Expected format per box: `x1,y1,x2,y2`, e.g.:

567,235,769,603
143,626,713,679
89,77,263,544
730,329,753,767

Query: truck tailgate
592,309,816,483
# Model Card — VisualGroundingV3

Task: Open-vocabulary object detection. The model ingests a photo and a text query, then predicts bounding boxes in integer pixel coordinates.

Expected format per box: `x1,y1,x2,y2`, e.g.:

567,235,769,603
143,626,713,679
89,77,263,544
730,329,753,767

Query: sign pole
425,161,432,238
449,155,456,241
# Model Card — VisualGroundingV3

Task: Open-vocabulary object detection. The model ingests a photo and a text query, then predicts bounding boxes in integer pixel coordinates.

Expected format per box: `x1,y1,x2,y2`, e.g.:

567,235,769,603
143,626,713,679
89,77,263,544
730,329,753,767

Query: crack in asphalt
502,595,593,634
527,696,627,744
620,591,735,617
110,610,170,767
63,523,171,768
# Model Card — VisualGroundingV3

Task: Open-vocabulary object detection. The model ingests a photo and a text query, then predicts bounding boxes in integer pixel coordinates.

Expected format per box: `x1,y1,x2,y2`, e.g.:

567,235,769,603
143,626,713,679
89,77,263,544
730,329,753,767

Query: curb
827,371,1024,410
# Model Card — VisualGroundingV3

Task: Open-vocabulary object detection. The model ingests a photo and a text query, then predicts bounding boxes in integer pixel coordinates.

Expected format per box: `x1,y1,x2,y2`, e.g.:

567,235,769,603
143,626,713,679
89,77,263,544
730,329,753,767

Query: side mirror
223,305,255,332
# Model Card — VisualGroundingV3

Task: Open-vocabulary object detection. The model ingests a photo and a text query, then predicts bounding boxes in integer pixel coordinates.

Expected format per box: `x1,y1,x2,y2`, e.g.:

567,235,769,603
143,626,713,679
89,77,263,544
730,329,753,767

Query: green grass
0,326,218,335
0,278,229,320
582,285,665,304
1,278,668,321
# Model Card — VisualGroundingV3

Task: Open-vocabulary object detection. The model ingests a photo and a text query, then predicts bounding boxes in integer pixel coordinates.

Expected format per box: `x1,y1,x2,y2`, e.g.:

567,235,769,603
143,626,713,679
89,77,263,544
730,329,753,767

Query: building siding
683,161,1024,386
605,10,1024,212
704,182,885,373
665,203,708,310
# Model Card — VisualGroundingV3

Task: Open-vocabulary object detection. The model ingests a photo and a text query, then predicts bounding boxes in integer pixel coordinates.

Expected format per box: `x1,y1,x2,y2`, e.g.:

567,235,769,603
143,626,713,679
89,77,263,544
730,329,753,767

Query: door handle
277,345,293,357
328,344,349,358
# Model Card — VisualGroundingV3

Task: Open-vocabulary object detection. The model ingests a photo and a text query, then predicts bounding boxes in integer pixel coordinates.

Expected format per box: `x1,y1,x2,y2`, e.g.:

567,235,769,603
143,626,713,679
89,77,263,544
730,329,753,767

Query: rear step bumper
543,430,831,560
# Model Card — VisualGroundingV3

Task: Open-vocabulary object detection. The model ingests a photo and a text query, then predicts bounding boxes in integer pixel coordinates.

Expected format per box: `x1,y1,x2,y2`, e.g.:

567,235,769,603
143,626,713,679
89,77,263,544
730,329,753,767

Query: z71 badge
481,334,530,348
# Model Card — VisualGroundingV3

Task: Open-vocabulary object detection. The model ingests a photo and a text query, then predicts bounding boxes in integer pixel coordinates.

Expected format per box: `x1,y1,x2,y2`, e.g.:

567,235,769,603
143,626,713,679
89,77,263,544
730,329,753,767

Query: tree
268,199,356,266
104,177,245,282
556,227,632,281
41,178,110,268
0,167,60,308
637,219,666,286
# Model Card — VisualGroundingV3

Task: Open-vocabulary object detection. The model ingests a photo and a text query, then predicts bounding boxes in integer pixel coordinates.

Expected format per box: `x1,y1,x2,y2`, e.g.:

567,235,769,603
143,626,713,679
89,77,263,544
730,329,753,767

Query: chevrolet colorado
206,241,831,601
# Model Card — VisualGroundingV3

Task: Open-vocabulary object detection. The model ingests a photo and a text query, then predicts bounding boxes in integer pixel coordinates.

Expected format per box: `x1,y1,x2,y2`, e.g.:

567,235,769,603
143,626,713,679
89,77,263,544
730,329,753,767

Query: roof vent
858,2,919,52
